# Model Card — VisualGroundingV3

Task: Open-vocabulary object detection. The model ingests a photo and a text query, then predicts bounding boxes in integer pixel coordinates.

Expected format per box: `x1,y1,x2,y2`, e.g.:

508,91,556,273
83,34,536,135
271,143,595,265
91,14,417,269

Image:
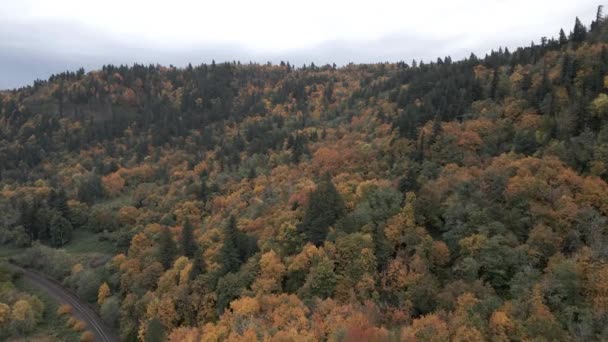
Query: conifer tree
181,218,197,258
297,173,345,246
571,17,587,43
218,215,242,274
559,29,568,45
189,247,206,280
49,189,69,218
158,227,177,269
490,68,500,100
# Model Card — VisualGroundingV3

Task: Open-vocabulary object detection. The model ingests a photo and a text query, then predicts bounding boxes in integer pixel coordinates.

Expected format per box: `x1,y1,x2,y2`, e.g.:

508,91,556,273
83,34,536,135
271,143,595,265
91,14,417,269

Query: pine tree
297,173,345,246
158,227,177,269
198,177,209,202
559,29,568,45
490,68,500,100
247,167,256,180
592,5,604,32
571,17,587,43
49,189,69,218
189,247,206,280
181,218,197,258
218,216,242,274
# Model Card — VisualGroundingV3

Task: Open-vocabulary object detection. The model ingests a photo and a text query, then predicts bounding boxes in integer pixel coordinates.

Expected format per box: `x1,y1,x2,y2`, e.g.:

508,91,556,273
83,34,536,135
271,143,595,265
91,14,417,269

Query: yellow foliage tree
252,250,286,295
402,313,450,342
0,302,9,325
98,282,111,305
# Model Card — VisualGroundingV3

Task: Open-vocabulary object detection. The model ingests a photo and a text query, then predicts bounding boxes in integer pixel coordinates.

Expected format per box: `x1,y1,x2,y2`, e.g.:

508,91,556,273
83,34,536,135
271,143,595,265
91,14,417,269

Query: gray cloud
0,3,600,90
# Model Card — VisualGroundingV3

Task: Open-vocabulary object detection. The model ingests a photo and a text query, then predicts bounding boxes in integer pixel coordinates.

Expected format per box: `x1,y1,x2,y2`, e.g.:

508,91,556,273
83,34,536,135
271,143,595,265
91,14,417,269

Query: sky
0,0,602,89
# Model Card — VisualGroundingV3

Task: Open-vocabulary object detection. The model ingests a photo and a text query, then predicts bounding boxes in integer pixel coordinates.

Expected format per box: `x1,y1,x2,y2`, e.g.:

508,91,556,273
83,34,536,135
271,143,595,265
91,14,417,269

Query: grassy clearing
62,230,115,256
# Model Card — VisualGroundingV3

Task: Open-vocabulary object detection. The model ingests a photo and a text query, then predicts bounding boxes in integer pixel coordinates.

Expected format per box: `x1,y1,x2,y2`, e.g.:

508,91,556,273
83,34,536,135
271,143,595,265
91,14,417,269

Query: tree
77,173,105,204
0,302,9,326
100,297,120,328
49,212,73,247
218,216,242,274
297,173,345,246
198,172,210,202
401,313,449,342
101,172,125,197
10,300,38,334
181,218,196,258
144,318,166,342
97,282,111,305
559,29,568,45
490,68,501,100
571,17,587,43
591,94,608,118
189,247,206,280
592,5,604,31
159,227,177,269
300,256,337,300
252,250,286,295
49,189,69,218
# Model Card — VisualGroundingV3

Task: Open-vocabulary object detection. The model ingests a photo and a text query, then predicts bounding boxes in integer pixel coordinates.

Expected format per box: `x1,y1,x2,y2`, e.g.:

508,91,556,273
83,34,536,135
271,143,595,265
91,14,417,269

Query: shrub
80,330,95,342
72,319,87,332
57,304,73,316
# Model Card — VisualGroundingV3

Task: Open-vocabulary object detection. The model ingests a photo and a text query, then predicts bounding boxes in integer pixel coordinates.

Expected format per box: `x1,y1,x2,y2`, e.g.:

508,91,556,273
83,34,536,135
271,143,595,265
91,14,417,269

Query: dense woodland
3,7,608,341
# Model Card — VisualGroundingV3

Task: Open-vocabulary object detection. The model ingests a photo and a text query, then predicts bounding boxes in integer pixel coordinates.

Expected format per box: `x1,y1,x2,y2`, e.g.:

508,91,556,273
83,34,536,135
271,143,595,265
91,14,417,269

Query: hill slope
3,7,608,341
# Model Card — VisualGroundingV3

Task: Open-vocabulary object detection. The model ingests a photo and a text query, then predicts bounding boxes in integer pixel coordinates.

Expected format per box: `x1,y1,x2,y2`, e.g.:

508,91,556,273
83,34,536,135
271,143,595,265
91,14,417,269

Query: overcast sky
0,0,602,89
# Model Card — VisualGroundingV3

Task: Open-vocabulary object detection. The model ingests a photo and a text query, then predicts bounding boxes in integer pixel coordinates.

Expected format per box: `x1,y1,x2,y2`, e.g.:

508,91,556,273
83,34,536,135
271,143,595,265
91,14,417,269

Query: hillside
2,8,608,341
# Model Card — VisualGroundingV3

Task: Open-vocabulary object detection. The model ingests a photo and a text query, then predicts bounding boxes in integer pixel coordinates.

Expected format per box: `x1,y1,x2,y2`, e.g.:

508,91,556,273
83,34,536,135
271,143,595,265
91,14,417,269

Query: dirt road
13,265,119,342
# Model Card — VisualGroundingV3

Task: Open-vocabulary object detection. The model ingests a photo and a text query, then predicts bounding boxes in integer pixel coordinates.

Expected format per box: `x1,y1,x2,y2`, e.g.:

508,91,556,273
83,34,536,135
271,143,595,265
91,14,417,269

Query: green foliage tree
144,318,166,342
300,256,337,300
100,296,120,328
77,173,105,204
49,214,73,247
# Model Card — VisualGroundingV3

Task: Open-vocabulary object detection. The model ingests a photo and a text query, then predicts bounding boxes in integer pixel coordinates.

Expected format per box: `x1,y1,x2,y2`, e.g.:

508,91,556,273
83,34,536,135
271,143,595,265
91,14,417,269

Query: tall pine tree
218,215,242,274
158,227,177,269
571,17,587,43
297,173,345,246
181,218,197,258
559,29,568,45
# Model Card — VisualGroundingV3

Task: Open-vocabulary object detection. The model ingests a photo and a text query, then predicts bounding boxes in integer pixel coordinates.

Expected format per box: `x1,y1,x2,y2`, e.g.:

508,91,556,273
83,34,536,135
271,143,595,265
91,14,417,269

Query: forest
2,6,608,341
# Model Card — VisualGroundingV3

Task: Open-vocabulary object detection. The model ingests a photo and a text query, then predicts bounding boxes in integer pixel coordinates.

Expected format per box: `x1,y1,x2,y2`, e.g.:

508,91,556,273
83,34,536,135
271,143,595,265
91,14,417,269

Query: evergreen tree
297,173,345,246
198,177,209,202
571,17,587,43
49,189,69,218
247,167,256,180
214,215,258,277
189,247,206,280
218,216,242,274
490,68,500,100
77,173,104,204
559,29,568,45
302,257,337,299
592,5,604,32
158,227,177,269
181,218,197,258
